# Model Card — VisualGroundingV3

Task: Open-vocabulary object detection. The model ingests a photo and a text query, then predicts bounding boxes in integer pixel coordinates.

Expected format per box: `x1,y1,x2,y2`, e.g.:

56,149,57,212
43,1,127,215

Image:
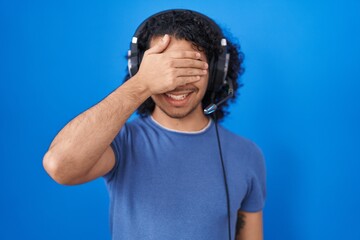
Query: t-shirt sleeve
240,143,266,212
102,124,128,182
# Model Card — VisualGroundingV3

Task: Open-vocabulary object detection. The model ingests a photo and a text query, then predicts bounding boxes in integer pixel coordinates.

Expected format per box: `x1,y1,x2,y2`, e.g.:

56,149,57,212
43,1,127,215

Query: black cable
214,117,232,240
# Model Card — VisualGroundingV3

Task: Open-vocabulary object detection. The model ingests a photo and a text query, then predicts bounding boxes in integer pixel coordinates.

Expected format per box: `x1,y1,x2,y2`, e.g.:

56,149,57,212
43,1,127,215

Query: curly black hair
124,9,245,121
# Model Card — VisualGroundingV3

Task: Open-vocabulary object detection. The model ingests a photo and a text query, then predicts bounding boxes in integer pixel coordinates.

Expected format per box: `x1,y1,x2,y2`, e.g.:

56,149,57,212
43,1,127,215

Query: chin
158,105,201,119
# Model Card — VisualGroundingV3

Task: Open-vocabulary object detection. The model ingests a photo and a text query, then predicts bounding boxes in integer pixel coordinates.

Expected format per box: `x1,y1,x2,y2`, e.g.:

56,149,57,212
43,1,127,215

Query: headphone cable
214,117,232,240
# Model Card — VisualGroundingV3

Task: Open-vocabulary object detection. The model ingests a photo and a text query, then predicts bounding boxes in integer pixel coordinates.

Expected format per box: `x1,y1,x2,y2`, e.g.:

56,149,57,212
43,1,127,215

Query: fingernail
196,53,201,58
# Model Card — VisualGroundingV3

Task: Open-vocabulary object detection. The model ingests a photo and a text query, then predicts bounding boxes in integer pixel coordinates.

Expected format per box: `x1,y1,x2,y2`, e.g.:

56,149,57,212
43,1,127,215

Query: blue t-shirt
104,117,266,240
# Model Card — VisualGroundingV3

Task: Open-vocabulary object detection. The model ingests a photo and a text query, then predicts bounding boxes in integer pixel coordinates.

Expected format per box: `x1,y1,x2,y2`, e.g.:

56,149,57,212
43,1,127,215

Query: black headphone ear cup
128,40,140,77
207,57,216,91
209,49,228,92
128,57,138,77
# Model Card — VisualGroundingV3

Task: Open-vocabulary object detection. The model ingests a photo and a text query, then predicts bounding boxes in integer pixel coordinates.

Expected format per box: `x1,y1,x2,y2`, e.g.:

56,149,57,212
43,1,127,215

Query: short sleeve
240,144,266,212
102,124,129,182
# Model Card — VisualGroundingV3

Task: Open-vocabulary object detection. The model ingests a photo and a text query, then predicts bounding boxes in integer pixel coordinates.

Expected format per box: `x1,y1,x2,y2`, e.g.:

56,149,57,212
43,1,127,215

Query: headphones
127,9,232,93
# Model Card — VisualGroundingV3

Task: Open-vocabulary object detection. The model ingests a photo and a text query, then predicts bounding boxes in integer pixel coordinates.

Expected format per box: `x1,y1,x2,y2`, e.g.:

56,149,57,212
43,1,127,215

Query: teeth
166,93,189,100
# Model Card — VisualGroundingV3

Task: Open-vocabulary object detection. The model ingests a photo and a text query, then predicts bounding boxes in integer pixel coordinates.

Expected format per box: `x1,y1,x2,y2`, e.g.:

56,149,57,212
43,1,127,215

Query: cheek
150,95,161,104
151,94,162,99
200,75,209,92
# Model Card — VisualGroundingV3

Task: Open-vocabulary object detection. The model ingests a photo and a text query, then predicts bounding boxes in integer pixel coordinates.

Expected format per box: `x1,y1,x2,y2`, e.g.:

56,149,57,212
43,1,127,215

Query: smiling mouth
165,93,190,101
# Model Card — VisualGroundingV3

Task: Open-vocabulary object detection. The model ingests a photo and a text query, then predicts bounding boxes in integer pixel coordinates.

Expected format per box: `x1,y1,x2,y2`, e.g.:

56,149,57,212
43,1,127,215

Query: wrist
119,75,152,104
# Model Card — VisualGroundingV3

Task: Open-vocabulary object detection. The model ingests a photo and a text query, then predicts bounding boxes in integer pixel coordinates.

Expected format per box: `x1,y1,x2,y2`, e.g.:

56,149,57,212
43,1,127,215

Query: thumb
146,34,170,55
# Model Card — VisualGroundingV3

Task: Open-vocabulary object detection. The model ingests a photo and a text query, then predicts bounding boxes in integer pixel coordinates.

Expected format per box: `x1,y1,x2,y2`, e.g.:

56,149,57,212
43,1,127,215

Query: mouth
163,89,196,106
165,93,190,101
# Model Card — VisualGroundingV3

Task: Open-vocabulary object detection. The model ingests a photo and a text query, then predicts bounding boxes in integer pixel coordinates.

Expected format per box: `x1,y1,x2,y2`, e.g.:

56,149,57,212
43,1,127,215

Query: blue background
1,0,360,239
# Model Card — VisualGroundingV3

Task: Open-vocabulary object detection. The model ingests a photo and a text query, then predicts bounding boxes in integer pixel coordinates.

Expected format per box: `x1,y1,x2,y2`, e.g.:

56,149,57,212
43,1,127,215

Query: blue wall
1,0,359,239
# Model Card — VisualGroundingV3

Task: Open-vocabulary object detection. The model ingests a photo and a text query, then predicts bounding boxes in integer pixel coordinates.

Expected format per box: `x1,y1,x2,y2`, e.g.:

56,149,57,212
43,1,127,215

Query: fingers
176,75,203,86
167,50,202,60
166,68,207,90
146,34,171,55
168,59,208,70
173,68,208,77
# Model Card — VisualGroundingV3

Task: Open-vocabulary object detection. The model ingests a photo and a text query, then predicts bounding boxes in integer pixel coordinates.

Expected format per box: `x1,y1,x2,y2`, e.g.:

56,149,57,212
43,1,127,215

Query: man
43,9,266,240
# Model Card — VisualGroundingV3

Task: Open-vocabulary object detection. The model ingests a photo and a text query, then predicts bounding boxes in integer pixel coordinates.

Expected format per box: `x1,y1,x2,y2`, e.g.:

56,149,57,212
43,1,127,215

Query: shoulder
218,125,263,158
119,117,150,135
218,124,265,176
114,116,162,145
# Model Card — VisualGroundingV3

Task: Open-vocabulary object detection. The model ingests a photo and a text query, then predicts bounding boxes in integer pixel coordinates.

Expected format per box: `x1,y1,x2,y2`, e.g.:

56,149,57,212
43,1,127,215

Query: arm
236,211,263,240
42,76,149,185
43,34,208,185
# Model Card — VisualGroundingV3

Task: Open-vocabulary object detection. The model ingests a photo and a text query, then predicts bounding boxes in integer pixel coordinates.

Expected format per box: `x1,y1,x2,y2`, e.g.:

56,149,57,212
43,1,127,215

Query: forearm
43,76,149,183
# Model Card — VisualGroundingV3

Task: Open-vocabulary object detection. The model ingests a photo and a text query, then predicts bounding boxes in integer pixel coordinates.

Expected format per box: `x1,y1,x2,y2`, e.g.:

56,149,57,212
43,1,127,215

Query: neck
151,106,210,132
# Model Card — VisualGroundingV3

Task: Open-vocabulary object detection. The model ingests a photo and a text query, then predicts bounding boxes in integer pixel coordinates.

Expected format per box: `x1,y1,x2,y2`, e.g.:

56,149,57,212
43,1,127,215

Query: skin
42,34,263,239
237,211,263,240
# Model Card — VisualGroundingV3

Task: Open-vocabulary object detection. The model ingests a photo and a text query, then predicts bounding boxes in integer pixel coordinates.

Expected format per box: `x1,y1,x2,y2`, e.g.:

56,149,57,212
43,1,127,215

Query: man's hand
134,34,209,95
